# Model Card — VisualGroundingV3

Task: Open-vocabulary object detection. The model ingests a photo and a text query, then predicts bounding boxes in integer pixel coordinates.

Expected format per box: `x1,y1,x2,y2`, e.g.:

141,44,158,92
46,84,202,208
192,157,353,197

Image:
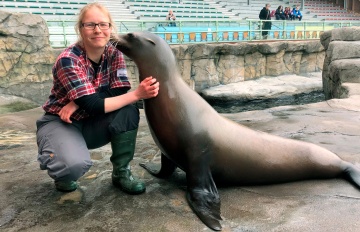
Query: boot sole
112,180,146,195
56,186,78,192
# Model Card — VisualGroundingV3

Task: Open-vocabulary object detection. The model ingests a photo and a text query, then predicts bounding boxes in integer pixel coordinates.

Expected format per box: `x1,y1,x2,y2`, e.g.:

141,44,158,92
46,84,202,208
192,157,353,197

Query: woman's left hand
58,101,79,123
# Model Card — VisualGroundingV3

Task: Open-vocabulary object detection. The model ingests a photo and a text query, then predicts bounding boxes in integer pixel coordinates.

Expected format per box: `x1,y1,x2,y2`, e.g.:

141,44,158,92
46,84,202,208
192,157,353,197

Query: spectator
275,5,286,20
270,9,276,18
259,3,272,39
292,6,302,21
284,7,292,20
166,9,176,27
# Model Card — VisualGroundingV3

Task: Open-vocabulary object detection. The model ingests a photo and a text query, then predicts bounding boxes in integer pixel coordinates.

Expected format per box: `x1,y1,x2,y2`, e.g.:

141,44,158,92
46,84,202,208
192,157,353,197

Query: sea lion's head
112,31,177,81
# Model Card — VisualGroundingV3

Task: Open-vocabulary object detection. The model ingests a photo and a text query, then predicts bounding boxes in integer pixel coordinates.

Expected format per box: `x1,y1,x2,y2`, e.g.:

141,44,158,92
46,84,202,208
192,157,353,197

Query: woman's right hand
58,100,79,123
135,76,160,100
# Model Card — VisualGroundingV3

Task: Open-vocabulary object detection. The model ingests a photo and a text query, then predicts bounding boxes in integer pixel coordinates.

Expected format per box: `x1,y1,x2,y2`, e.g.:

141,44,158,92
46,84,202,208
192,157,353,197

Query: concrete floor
1,92,360,231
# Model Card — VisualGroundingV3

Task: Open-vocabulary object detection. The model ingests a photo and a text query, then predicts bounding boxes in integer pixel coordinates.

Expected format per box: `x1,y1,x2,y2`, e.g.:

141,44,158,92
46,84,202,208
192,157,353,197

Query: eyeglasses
81,22,111,30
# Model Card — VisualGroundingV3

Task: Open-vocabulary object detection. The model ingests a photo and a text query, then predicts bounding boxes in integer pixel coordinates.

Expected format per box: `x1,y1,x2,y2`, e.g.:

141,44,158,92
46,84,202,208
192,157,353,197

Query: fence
46,19,360,48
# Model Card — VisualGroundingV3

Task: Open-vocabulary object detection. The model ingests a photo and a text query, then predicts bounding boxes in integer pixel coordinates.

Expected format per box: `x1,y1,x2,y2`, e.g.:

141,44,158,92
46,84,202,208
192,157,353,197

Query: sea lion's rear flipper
343,161,360,189
186,159,222,231
140,153,177,178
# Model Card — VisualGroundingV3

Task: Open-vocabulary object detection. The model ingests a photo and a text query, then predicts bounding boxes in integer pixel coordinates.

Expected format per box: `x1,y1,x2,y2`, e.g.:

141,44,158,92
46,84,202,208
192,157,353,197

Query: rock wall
124,42,325,93
1,11,324,104
320,27,360,99
0,11,57,104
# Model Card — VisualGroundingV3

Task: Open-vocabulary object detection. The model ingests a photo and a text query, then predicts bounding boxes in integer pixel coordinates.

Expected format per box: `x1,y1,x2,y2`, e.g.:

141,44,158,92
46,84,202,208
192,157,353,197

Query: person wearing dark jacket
275,5,286,20
284,7,292,20
259,3,271,39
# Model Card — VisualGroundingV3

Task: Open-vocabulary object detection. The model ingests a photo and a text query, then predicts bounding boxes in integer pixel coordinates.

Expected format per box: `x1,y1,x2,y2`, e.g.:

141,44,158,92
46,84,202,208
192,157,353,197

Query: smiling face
78,6,112,51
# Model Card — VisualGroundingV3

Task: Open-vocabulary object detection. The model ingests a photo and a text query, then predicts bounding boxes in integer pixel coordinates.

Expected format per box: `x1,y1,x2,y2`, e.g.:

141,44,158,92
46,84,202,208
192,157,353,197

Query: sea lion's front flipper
140,153,177,178
186,157,222,231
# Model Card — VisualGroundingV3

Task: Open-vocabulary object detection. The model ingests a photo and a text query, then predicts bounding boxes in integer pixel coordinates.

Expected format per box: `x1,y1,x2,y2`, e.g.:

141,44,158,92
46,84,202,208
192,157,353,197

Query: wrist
132,89,142,101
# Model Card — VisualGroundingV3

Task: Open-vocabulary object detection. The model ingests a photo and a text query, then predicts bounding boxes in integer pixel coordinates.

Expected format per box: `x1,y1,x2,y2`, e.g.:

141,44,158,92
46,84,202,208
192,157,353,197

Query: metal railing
46,19,360,48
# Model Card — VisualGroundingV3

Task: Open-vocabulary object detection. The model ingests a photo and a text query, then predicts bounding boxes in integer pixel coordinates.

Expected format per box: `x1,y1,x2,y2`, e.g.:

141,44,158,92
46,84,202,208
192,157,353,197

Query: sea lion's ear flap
146,38,156,46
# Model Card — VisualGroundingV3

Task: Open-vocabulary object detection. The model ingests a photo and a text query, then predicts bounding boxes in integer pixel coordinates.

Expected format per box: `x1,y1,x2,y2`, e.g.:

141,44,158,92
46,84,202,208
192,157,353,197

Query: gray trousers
36,105,139,182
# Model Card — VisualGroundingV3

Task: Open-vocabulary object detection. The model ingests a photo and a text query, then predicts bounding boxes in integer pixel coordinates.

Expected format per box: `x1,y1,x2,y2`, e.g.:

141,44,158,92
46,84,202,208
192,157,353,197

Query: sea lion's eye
128,33,135,39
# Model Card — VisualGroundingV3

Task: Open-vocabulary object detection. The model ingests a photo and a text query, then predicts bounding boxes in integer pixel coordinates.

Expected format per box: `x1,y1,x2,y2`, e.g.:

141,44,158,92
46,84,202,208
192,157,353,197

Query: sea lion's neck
138,61,177,83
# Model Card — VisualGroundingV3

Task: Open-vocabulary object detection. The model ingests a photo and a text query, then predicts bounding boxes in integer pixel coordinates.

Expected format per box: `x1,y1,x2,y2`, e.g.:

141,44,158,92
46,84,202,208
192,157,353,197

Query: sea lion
112,32,360,231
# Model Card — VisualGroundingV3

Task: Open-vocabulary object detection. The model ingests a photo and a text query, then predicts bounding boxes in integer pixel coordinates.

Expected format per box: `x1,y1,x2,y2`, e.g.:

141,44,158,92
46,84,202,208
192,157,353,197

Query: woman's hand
58,101,79,123
104,76,160,113
134,76,160,100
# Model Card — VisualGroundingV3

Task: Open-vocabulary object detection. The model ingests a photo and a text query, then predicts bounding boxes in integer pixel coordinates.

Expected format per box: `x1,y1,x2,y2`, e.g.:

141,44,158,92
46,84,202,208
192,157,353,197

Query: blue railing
46,19,360,48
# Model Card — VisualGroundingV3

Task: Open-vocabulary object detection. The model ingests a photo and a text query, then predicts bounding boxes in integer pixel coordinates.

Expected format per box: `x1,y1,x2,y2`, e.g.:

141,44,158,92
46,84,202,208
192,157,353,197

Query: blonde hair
74,2,117,45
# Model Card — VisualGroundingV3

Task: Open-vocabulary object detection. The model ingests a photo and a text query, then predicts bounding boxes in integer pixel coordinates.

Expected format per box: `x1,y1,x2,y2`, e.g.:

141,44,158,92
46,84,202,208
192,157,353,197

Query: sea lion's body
114,32,360,231
145,74,342,185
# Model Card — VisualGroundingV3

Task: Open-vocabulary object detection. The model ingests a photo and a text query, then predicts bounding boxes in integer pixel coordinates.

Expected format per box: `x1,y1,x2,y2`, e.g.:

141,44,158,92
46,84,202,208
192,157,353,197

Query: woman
36,3,159,194
284,7,292,20
166,9,176,27
275,5,286,20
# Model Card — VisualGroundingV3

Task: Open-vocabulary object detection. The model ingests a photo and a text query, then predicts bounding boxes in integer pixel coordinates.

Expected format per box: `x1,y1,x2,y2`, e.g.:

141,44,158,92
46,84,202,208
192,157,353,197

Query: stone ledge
201,73,322,101
321,27,360,99
340,83,360,99
320,26,360,49
329,59,360,83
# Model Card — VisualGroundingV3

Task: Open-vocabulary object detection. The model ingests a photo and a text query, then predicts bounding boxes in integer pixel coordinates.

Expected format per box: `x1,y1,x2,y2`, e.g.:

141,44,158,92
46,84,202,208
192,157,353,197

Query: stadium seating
1,0,359,47
289,0,360,20
2,0,358,22
0,0,135,20
97,0,137,21
123,0,231,20
219,0,360,21
0,0,89,20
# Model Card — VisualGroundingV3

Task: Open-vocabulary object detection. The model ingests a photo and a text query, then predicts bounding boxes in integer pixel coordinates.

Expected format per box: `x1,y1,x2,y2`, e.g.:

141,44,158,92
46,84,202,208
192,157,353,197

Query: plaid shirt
43,42,130,120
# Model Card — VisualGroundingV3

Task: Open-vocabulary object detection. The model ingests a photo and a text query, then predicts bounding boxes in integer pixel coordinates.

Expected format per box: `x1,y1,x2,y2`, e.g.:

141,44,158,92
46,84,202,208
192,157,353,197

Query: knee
44,154,93,181
109,105,140,134
65,159,93,181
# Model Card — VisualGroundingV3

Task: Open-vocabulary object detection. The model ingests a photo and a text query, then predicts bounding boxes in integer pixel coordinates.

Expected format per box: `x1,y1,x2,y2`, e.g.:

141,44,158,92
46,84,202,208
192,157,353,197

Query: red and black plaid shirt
43,42,130,120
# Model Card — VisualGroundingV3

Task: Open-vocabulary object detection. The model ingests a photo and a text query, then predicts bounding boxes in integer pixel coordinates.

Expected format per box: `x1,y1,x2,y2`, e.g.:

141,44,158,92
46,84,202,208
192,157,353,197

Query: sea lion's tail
343,162,360,189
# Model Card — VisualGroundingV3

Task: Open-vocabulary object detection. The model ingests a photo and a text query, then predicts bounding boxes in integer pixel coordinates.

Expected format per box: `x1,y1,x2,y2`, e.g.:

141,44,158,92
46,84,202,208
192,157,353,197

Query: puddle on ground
57,190,83,204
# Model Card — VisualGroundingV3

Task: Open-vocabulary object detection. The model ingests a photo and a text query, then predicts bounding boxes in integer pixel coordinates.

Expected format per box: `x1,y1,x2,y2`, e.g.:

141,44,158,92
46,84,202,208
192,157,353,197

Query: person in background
275,5,286,20
292,6,303,21
259,3,272,39
284,7,292,20
36,2,159,194
166,9,176,27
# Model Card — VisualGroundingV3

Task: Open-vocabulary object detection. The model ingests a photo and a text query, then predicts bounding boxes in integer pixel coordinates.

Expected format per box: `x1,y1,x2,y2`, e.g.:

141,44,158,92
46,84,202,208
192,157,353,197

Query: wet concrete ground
1,93,360,231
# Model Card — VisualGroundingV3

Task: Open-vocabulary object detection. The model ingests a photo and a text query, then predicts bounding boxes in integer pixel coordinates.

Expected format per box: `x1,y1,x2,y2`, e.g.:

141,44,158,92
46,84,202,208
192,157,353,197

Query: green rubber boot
110,129,146,195
55,180,78,192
